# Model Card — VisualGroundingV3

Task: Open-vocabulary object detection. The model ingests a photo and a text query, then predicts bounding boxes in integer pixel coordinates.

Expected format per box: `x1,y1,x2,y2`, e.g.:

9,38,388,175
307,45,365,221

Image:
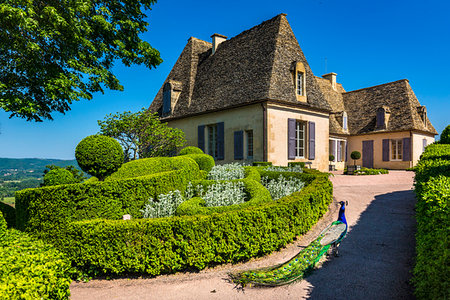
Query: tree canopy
0,0,162,121
98,108,186,160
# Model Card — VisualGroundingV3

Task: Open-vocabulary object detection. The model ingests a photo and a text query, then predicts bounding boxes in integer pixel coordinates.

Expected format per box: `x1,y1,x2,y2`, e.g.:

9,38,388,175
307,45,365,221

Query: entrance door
362,140,374,168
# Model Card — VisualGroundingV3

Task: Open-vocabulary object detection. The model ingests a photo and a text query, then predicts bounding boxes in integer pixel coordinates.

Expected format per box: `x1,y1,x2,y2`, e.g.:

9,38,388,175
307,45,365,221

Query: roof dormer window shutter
376,108,385,128
162,82,172,116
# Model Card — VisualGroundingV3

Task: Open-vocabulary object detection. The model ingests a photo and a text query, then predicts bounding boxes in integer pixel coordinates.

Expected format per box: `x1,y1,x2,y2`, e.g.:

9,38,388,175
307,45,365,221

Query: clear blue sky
1,0,449,159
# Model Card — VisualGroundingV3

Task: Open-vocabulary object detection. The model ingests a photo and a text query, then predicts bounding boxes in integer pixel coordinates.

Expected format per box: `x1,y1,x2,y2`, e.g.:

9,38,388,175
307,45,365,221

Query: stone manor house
149,14,437,172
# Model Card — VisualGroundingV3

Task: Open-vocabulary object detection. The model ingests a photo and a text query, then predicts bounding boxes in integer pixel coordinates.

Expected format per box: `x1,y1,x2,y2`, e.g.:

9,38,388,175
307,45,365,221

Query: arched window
162,82,172,115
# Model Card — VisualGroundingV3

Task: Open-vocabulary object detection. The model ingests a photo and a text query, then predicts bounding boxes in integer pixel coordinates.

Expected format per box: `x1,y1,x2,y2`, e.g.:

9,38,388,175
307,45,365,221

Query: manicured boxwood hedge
413,143,450,299
44,174,332,276
16,159,202,238
181,154,215,172
0,228,71,299
0,202,15,228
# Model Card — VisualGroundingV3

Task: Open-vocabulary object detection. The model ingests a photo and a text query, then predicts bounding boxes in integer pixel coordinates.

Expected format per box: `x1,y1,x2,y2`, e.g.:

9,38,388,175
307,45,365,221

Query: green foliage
47,175,332,276
141,190,184,218
0,0,162,121
440,124,450,144
0,202,15,228
0,211,6,238
413,144,450,299
0,229,71,299
183,154,215,172
75,135,124,181
262,175,305,200
288,162,305,168
207,163,245,180
253,162,273,166
350,151,361,160
344,167,389,175
179,146,204,155
329,155,335,161
43,168,76,186
44,164,86,183
106,156,199,181
98,109,186,160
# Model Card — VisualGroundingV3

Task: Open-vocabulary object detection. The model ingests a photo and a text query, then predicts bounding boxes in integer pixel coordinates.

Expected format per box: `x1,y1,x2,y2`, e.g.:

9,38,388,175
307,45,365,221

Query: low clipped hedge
0,229,71,299
179,146,204,155
16,159,202,237
0,202,15,228
413,144,450,299
49,174,332,276
106,156,200,181
181,154,215,172
0,212,6,238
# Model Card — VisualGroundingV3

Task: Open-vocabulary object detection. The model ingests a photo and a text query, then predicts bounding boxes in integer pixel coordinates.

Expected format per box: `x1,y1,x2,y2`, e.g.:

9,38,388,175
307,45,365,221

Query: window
296,72,304,96
295,121,306,157
342,112,348,130
391,139,403,161
246,130,253,159
162,82,171,116
329,138,346,162
208,124,218,158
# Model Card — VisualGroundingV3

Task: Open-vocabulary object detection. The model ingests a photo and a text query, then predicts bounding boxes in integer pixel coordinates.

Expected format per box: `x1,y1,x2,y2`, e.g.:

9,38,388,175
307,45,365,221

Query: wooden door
362,140,374,168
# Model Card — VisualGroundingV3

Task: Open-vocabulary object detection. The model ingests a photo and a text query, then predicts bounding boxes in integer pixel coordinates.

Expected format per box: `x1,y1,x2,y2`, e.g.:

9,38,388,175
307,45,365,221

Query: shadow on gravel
305,190,416,300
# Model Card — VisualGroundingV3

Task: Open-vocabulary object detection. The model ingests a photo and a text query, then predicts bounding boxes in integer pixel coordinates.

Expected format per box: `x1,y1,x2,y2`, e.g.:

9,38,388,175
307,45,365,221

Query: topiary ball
0,211,7,238
75,135,123,181
179,146,204,155
350,151,361,160
440,125,450,144
43,169,76,186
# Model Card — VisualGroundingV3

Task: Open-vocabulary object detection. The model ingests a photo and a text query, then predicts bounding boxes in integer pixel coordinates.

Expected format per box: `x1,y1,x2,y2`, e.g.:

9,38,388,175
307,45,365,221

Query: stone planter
329,164,336,171
347,165,361,175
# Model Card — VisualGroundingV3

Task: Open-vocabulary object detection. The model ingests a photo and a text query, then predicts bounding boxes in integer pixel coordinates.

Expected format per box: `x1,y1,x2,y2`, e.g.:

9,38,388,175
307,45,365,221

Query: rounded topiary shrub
0,211,7,238
440,125,450,144
350,151,361,160
43,169,75,186
179,146,204,155
75,135,123,181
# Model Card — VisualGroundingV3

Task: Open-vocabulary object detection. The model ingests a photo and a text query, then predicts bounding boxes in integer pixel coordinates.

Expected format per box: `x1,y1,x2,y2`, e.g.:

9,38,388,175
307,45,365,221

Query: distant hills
0,158,79,179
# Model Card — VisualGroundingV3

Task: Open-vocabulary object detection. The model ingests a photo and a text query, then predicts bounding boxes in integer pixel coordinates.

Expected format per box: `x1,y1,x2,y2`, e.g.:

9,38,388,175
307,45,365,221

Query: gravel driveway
70,171,416,300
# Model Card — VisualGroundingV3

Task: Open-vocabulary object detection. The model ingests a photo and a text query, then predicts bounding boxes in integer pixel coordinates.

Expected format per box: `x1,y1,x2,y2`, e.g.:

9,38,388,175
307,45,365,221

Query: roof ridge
344,79,409,94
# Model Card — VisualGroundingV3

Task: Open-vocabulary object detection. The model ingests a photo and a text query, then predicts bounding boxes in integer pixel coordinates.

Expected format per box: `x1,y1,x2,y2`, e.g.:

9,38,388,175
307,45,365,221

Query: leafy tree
0,0,162,121
440,125,450,144
43,165,86,183
98,108,186,160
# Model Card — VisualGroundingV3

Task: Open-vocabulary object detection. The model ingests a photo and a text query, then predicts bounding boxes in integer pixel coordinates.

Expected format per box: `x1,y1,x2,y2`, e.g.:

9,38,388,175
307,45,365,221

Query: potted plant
347,151,361,175
329,154,335,171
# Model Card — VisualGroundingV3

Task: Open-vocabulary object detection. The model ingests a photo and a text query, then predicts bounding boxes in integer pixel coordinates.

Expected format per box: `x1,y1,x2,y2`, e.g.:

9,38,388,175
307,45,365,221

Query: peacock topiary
230,201,348,288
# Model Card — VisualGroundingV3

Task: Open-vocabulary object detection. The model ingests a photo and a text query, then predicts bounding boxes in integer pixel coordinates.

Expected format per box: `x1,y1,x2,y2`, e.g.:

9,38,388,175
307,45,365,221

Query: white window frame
390,139,403,161
295,121,306,158
296,71,305,96
329,138,346,162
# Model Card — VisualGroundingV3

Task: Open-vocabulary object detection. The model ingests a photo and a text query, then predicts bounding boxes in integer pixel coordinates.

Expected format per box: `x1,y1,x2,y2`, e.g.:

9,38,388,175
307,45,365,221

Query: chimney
322,73,337,90
211,33,227,55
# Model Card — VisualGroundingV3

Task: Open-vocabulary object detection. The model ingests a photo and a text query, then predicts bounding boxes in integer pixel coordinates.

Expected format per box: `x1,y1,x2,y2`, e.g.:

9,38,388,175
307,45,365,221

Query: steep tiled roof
342,80,437,135
149,14,330,118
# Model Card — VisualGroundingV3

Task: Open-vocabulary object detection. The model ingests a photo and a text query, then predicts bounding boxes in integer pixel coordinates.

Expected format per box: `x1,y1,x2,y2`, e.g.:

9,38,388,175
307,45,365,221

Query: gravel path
70,171,416,300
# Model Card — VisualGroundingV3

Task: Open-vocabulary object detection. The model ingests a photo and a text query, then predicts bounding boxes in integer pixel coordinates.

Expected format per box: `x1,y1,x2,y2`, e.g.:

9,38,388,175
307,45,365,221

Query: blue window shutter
234,131,244,160
288,119,296,160
198,125,205,152
217,122,224,160
162,83,171,115
308,122,315,160
403,137,411,161
376,110,384,128
382,139,390,161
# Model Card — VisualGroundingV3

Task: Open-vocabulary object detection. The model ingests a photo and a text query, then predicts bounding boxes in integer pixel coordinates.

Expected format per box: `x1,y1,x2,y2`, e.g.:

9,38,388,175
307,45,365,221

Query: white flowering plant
265,165,303,173
141,190,184,218
261,175,305,200
207,163,245,180
202,181,247,207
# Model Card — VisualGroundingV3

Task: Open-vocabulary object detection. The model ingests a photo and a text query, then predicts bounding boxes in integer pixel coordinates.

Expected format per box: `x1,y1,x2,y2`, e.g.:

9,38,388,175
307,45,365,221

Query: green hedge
106,156,200,181
0,202,16,228
179,146,204,155
182,154,215,172
16,168,202,237
252,161,272,166
413,144,450,299
48,174,332,276
0,229,71,299
0,212,6,238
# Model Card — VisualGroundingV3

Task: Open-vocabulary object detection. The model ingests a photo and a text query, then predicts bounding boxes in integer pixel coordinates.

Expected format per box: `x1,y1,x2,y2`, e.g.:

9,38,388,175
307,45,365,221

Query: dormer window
296,72,304,96
417,106,427,128
342,111,348,130
376,106,390,130
162,82,172,116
